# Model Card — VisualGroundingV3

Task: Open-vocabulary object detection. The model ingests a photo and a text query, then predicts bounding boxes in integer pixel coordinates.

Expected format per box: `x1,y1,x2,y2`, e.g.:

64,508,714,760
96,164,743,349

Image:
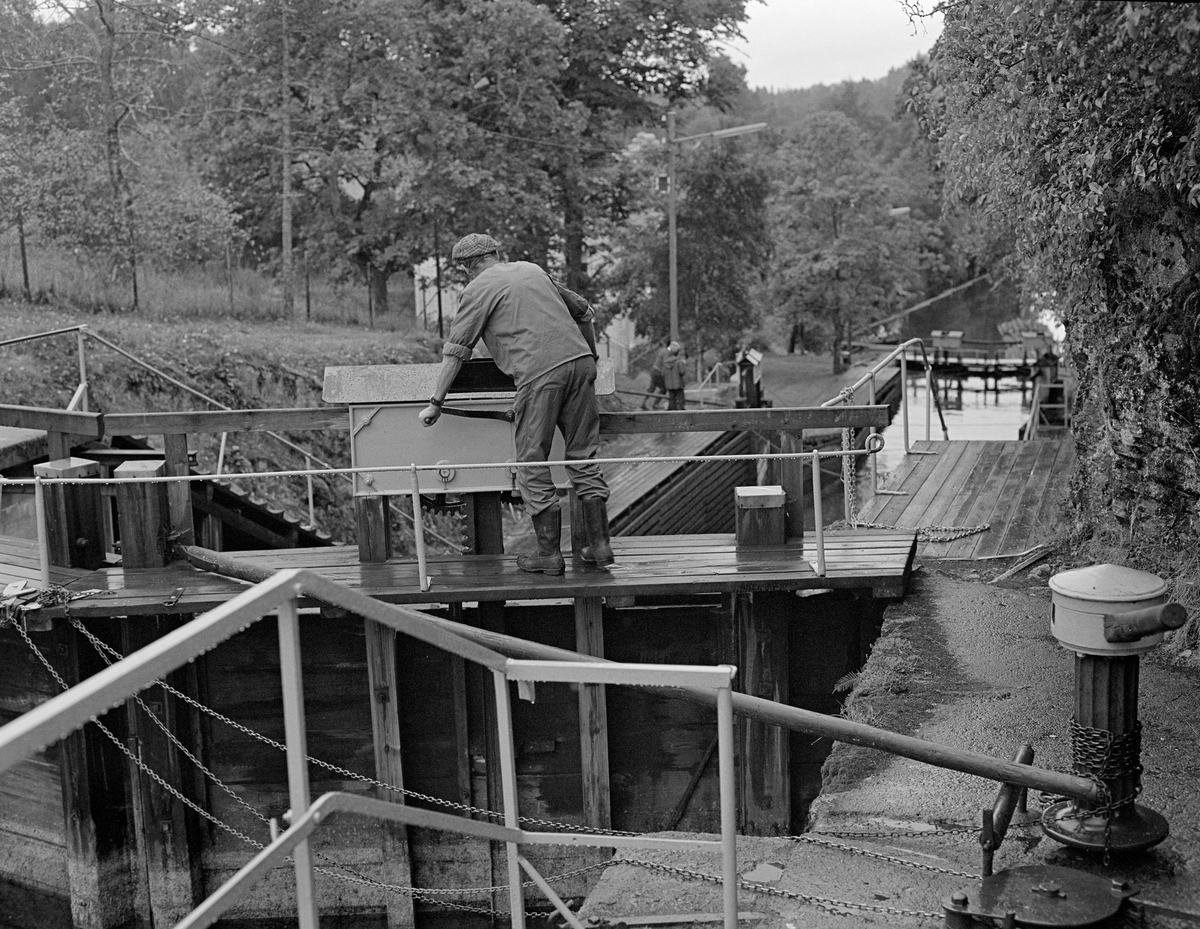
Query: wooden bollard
32,457,106,569
114,460,171,568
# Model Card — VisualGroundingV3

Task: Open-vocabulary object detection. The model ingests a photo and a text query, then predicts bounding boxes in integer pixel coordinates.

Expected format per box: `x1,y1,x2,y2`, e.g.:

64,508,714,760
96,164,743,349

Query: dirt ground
579,560,1200,928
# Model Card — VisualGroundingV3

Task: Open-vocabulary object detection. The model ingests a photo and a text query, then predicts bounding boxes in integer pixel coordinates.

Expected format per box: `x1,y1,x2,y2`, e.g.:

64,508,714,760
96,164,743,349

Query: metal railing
0,568,741,929
820,338,945,514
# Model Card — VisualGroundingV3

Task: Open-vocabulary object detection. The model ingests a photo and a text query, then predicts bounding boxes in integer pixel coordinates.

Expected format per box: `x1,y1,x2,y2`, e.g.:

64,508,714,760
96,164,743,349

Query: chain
28,618,615,912
69,619,634,837
611,857,942,922
793,834,978,879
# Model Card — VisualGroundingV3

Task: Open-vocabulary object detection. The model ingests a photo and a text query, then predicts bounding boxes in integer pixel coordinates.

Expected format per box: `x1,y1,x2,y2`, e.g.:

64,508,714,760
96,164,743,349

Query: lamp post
666,114,767,344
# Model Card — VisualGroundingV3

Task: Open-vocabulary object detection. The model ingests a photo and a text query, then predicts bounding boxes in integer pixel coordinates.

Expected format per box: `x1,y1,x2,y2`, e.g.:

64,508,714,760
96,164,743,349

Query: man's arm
551,279,599,359
418,354,465,426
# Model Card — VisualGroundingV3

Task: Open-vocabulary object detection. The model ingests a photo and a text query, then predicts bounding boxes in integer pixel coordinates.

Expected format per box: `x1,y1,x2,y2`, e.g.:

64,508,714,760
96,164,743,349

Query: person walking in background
663,340,687,410
642,341,669,409
418,233,614,575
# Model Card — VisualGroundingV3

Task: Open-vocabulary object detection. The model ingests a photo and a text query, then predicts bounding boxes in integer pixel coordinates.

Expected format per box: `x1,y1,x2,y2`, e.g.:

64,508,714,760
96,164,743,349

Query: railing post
716,673,738,929
900,353,910,453
810,449,825,576
76,326,89,412
278,597,319,929
492,668,526,929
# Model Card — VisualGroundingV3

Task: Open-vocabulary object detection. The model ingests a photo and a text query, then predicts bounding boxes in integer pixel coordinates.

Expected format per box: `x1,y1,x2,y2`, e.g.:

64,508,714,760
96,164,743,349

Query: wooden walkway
0,535,92,590
856,438,1076,561
26,530,918,620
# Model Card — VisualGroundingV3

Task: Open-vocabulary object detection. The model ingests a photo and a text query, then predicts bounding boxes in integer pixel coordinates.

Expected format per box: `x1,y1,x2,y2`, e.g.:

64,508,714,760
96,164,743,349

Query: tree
527,0,751,294
601,130,770,359
203,0,569,318
766,111,937,372
0,0,233,304
914,1,1200,546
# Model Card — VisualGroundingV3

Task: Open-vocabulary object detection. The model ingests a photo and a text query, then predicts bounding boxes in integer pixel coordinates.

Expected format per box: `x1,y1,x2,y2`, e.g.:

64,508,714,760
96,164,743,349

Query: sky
727,0,943,91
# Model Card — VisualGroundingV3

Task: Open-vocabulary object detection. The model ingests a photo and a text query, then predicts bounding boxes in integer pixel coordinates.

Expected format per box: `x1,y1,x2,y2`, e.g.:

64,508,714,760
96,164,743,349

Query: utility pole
280,0,295,318
666,117,767,345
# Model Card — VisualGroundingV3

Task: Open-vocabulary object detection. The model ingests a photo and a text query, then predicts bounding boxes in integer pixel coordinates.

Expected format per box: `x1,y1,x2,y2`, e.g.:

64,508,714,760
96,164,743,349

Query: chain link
611,857,943,922
794,834,978,879
9,617,606,913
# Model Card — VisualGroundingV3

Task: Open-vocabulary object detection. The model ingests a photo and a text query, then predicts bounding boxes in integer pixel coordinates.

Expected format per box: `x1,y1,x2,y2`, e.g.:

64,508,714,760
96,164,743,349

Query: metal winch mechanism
942,564,1187,928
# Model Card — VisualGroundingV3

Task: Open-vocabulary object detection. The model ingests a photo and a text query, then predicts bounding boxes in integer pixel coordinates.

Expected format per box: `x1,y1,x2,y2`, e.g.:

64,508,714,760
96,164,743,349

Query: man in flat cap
419,234,612,575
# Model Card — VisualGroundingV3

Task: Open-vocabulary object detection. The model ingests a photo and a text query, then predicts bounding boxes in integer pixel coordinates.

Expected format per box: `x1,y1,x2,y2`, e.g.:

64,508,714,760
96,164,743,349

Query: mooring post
33,457,106,570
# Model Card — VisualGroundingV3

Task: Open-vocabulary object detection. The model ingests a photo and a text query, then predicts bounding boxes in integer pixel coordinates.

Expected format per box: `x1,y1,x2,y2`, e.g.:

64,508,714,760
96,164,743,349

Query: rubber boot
579,497,615,567
517,507,565,576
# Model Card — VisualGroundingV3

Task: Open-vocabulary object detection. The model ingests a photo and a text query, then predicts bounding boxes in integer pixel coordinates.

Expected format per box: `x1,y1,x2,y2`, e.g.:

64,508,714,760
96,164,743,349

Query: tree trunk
368,264,389,315
96,0,140,310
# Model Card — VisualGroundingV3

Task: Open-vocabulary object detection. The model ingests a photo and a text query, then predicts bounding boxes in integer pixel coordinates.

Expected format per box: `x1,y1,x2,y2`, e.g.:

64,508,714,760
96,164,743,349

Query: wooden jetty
856,437,1076,561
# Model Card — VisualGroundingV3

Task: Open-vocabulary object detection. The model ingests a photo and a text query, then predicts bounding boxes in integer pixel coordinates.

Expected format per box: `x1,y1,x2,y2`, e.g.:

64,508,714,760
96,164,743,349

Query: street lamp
666,114,767,343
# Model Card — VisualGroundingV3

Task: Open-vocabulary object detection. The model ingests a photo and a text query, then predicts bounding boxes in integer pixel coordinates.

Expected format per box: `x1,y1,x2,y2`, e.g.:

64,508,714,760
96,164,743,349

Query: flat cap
451,233,500,262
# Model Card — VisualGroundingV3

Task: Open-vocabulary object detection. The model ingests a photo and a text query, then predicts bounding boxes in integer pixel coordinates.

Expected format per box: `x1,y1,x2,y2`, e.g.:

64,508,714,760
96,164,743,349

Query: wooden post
735,594,790,835
363,619,417,929
779,431,805,540
121,620,204,925
466,491,507,921
114,460,169,568
116,459,204,924
54,622,142,929
32,457,105,569
356,495,392,563
46,430,73,462
574,597,611,830
162,434,194,547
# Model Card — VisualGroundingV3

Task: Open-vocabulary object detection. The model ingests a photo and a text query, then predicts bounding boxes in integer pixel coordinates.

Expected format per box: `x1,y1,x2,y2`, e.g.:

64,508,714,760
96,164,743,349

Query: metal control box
324,360,614,497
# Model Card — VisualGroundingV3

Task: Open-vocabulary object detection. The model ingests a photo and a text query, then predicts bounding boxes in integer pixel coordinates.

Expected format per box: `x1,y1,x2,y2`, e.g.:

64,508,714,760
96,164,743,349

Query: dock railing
0,568,741,929
820,338,945,516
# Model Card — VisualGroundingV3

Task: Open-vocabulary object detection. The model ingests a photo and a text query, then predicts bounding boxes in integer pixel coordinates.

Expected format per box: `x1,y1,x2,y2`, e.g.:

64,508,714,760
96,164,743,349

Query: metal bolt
951,891,969,908
1112,879,1129,892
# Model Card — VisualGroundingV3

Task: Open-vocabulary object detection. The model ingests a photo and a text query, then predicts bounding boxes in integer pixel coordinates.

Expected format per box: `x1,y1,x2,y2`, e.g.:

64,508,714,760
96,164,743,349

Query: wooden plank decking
856,439,1076,561
29,529,918,620
0,535,93,590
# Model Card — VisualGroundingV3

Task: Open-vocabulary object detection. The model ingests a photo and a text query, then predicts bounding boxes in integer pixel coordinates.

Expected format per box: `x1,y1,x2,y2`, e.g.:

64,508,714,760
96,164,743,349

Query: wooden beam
574,597,611,830
122,618,204,925
0,404,103,437
355,495,392,563
599,406,888,435
163,435,195,547
104,406,348,437
779,432,805,541
56,623,139,929
736,594,790,835
363,620,417,929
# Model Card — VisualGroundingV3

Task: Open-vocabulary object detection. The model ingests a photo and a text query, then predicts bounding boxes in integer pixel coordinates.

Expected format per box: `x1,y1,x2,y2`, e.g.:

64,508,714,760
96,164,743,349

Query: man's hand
418,404,441,426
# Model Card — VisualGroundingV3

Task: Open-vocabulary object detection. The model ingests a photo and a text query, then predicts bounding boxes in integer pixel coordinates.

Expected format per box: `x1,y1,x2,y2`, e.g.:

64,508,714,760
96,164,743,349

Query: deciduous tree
914,1,1200,544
